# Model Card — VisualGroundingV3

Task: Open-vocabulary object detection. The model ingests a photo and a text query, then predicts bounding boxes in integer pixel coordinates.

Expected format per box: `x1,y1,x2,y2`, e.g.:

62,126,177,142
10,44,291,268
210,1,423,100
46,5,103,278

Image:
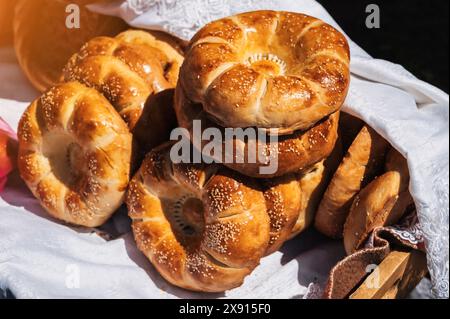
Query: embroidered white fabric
0,0,448,299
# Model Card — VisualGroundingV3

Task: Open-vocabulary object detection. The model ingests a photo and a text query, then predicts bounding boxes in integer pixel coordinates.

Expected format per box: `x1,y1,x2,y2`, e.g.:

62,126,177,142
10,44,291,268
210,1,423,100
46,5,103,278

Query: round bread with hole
174,84,340,178
63,30,184,129
180,10,350,134
17,82,132,227
126,143,270,292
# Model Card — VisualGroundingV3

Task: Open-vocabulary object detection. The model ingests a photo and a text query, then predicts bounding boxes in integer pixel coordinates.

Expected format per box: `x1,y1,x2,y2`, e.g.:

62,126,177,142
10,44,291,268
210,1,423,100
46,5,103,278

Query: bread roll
17,82,132,227
14,0,128,91
174,84,340,178
180,11,350,134
343,171,413,254
314,126,390,238
63,30,184,129
126,143,270,292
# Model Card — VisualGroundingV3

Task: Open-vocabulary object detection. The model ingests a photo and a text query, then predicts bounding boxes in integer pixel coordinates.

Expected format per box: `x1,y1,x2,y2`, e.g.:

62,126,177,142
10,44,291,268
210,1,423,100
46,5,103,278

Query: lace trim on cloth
416,161,450,298
123,0,296,39
365,211,425,250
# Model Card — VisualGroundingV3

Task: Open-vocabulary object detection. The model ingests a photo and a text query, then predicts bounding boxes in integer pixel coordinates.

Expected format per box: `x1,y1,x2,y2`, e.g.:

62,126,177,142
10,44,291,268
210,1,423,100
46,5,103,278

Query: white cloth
1,0,448,298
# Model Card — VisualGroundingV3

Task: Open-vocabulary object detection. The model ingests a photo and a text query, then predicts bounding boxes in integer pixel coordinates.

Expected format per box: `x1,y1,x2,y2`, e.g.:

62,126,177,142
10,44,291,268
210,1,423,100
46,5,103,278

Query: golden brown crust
144,30,188,55
174,84,339,178
314,126,389,238
261,175,302,254
289,162,324,237
343,171,413,255
14,0,129,92
17,82,132,227
240,139,343,254
291,138,343,237
257,137,344,248
126,143,270,292
63,30,184,129
180,11,350,133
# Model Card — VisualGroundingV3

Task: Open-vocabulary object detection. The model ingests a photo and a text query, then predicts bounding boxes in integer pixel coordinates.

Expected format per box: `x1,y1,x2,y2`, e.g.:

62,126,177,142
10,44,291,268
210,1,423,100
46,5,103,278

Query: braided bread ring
180,11,350,134
126,143,270,292
174,84,339,178
17,82,132,227
63,30,184,129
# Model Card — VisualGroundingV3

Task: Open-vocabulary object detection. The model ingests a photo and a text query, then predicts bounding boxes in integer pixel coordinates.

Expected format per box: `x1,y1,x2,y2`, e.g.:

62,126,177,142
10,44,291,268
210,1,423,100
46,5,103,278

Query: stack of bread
15,10,413,293
127,11,351,291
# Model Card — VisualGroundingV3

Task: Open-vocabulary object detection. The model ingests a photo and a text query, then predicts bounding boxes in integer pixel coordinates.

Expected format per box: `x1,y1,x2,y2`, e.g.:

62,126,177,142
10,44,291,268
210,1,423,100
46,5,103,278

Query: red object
0,117,16,192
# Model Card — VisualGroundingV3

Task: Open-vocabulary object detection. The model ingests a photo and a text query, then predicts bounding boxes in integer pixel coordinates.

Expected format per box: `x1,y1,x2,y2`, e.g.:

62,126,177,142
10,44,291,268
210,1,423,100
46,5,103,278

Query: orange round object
0,0,15,46
14,0,128,92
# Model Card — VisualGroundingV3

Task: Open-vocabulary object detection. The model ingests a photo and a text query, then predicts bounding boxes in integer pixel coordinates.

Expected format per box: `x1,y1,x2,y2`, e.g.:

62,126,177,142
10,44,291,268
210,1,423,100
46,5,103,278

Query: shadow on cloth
279,228,346,291
121,231,225,299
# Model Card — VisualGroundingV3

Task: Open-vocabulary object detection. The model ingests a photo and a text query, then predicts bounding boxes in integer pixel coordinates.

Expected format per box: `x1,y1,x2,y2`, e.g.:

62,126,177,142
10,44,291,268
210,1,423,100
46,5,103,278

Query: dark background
317,0,449,93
